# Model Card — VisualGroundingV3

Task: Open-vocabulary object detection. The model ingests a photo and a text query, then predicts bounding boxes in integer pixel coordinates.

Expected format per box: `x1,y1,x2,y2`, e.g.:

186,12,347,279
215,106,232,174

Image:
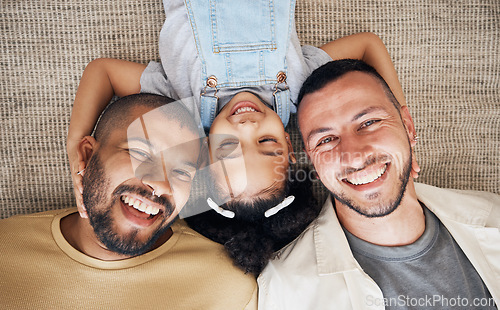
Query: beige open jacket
258,183,500,309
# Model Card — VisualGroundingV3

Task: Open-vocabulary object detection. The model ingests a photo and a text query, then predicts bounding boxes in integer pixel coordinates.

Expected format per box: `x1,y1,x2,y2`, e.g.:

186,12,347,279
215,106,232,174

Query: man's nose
142,175,173,198
136,162,173,198
338,135,373,170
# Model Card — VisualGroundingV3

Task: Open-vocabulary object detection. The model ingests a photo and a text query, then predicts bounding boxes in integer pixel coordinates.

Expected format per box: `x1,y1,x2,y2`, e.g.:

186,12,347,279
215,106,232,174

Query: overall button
276,71,287,83
206,75,218,88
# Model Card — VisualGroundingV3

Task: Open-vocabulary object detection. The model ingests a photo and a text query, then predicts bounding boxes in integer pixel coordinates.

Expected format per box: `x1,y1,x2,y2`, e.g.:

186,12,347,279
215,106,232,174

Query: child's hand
66,58,145,210
67,136,85,209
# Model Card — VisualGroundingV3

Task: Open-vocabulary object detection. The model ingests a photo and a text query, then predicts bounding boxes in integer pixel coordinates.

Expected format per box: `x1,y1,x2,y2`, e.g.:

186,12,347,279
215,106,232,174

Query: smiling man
258,59,500,309
0,94,257,309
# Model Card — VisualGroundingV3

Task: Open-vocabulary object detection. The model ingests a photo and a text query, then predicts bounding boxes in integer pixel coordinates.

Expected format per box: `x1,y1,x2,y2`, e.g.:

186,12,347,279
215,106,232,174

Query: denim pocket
210,0,276,53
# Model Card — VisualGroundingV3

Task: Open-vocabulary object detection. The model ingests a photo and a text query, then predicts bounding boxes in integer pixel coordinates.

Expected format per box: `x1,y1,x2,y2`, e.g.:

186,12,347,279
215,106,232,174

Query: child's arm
319,32,406,106
67,58,146,207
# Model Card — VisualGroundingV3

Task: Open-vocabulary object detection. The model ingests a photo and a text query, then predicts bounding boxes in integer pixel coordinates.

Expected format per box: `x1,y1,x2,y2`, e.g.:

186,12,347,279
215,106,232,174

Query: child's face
208,92,294,203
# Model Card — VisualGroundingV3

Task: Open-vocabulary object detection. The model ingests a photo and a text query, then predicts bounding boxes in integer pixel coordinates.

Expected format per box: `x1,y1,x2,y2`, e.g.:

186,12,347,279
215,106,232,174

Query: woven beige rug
1,0,498,218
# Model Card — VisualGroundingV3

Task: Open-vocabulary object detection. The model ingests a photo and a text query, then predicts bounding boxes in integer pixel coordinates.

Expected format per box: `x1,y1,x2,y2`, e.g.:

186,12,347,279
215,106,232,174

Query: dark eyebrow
128,137,198,169
259,151,282,157
182,160,198,170
352,106,384,122
259,146,284,157
126,137,154,149
256,140,285,157
306,127,334,147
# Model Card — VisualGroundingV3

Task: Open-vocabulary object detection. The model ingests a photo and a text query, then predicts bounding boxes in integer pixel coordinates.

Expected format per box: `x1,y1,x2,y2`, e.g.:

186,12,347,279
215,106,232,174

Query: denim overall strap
185,0,295,129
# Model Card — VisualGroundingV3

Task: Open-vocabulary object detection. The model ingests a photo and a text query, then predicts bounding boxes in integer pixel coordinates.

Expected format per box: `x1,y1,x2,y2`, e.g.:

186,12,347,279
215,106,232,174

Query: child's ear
285,133,296,164
76,136,97,218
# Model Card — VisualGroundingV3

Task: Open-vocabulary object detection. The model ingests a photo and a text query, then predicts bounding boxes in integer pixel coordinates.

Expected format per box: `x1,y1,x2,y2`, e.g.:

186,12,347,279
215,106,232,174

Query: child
68,0,408,221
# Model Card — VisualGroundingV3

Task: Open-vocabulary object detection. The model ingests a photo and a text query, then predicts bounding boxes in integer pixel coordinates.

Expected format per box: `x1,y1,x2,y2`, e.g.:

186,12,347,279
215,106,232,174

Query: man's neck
60,212,173,261
335,182,425,247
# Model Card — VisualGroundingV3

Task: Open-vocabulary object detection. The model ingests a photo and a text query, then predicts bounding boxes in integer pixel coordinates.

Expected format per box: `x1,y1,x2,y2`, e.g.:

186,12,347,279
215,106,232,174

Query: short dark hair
297,59,400,110
93,93,200,143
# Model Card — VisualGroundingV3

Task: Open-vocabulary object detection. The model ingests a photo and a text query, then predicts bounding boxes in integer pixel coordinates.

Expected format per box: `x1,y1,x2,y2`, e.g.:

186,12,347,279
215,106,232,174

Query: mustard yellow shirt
0,208,257,309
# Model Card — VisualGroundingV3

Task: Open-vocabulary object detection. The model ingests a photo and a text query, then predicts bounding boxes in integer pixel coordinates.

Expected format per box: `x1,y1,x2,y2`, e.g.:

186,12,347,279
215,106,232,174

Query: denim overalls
184,0,295,130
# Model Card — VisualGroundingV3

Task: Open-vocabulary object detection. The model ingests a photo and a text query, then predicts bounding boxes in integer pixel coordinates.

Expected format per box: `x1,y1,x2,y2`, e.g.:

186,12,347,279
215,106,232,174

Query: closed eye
259,136,278,143
172,169,193,182
128,148,153,162
216,139,240,159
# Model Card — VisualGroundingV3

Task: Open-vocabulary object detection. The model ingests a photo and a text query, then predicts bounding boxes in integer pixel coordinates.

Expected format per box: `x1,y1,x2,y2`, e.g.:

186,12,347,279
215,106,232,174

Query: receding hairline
297,70,401,121
93,94,200,143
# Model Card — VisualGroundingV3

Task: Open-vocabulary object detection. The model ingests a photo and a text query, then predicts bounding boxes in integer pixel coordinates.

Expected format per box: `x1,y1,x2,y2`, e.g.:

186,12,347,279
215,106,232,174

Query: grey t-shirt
345,206,497,309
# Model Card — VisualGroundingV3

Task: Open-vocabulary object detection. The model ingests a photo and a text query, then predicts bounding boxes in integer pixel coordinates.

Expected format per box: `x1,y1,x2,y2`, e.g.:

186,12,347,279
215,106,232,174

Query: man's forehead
301,72,391,113
127,108,201,150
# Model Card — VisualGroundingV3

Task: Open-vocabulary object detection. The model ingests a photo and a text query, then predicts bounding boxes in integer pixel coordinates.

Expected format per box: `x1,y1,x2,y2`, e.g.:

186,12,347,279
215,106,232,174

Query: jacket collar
312,183,496,276
313,196,360,275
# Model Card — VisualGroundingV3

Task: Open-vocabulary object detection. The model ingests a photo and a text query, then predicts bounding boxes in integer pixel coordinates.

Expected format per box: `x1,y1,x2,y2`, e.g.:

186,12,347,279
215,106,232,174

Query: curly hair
184,167,320,277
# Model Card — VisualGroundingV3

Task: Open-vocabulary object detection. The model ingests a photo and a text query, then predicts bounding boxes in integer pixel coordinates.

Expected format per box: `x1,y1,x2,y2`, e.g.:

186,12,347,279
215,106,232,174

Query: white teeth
121,196,160,216
133,199,144,212
234,107,257,115
346,164,387,185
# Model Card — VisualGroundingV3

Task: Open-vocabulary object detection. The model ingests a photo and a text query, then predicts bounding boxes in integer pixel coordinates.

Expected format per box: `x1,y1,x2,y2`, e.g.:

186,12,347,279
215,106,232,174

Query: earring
413,135,419,142
76,169,85,176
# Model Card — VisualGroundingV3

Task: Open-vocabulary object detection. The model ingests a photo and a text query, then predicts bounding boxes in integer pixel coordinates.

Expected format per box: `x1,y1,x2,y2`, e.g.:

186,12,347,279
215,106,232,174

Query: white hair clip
206,195,295,219
264,196,295,217
207,197,235,218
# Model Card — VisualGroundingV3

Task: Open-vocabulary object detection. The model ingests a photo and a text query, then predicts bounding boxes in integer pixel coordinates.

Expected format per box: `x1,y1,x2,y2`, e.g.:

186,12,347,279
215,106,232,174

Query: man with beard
258,60,500,309
0,94,257,309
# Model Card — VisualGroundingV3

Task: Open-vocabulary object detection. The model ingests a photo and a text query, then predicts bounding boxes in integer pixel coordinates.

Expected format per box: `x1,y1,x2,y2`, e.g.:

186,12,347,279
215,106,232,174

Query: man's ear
77,136,97,172
400,106,417,148
76,136,97,218
400,106,421,178
285,133,297,164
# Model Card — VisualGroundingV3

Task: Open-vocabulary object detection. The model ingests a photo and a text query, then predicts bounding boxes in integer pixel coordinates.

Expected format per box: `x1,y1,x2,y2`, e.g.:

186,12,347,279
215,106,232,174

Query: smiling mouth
121,195,163,219
229,101,262,116
343,163,388,185
233,106,258,115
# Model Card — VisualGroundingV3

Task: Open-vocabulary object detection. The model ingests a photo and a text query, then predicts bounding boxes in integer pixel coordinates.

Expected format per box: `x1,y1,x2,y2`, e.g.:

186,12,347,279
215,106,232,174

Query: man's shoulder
265,211,320,274
170,219,234,255
0,208,74,228
169,219,258,309
415,183,500,227
0,209,74,261
415,183,500,207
